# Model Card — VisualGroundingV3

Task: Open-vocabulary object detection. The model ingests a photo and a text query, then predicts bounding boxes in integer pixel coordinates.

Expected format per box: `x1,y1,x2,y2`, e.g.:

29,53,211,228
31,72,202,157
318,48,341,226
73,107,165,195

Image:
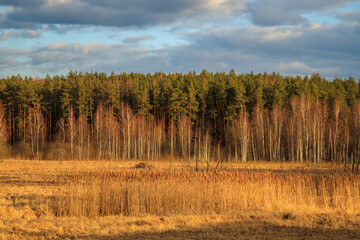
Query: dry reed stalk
50,170,360,217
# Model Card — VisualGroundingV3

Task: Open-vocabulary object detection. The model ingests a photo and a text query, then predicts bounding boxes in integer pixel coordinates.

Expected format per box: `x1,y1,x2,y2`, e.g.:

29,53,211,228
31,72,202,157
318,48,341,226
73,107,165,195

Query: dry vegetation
1,159,360,239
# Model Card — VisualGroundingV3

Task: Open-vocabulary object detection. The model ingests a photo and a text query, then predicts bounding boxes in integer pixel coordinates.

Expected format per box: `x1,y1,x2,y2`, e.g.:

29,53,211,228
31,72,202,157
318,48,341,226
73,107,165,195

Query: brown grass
1,159,360,239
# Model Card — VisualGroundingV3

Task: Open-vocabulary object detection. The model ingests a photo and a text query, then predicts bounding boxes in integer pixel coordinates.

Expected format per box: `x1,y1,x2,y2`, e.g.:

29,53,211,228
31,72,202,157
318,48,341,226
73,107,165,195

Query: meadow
1,159,360,239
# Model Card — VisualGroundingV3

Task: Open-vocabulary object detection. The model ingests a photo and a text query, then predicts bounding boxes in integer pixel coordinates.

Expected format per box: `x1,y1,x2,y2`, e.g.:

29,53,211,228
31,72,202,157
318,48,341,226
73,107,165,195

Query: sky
0,0,359,79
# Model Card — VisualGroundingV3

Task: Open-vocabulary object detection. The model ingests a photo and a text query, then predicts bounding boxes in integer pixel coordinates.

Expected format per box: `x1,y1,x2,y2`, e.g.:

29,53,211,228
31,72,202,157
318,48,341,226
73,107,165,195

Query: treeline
0,70,359,168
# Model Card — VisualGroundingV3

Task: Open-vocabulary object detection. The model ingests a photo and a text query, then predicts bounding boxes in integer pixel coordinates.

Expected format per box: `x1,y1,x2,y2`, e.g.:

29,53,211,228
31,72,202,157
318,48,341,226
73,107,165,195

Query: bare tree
119,102,133,159
0,101,8,161
311,101,327,163
233,111,250,162
289,95,305,162
66,106,77,159
154,120,164,159
56,117,66,144
135,117,146,159
34,104,46,156
203,131,212,172
27,107,35,155
77,113,88,160
267,106,284,161
169,119,175,157
330,99,341,163
351,101,360,172
251,104,265,161
178,116,190,160
94,103,104,160
27,104,46,157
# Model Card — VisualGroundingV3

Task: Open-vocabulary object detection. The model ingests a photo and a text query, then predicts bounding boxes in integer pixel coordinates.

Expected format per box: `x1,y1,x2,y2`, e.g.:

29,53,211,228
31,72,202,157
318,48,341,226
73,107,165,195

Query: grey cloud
85,0,196,14
0,40,170,76
247,0,353,26
27,42,167,74
338,10,360,22
2,20,360,78
0,48,32,56
44,24,86,35
0,0,45,8
193,23,360,60
0,0,245,29
0,10,38,29
0,57,22,71
166,23,360,78
123,35,155,44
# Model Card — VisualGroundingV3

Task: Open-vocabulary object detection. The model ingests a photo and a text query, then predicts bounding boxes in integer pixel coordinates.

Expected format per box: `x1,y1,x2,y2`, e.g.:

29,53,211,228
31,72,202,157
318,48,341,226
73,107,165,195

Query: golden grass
1,159,360,239
1,212,360,240
50,169,360,217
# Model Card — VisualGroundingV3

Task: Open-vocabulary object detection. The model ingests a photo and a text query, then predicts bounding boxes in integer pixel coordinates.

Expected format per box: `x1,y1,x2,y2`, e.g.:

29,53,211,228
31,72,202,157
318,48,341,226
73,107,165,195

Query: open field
1,159,360,239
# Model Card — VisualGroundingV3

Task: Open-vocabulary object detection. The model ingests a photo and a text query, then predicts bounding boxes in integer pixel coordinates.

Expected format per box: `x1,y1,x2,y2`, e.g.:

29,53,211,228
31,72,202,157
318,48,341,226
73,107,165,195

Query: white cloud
278,61,338,75
0,31,8,40
0,30,40,40
47,41,70,50
47,0,75,6
21,29,40,38
200,0,245,14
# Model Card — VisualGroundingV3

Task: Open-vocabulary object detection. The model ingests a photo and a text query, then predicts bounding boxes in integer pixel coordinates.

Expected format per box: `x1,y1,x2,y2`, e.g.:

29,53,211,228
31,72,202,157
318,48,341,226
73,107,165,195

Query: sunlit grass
1,159,360,239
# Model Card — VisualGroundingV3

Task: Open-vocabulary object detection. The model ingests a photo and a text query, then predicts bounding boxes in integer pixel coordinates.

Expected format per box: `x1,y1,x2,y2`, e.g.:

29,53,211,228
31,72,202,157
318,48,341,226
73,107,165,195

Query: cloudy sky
0,0,359,79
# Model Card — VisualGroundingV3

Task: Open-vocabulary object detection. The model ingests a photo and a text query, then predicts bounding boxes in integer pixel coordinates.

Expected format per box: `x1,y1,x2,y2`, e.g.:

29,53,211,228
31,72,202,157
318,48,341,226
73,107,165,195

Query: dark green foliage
0,71,358,164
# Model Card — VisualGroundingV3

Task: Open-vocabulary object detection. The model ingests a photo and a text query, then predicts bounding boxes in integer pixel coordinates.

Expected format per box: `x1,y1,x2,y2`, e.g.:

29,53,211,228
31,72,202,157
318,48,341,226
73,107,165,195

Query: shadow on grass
6,219,360,240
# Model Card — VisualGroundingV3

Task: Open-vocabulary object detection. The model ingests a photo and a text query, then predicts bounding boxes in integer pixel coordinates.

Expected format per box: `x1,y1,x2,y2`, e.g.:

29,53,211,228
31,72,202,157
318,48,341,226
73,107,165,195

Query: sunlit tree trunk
332,99,341,163
351,101,360,172
269,106,284,161
251,104,265,161
28,109,35,155
34,104,46,156
169,119,175,157
204,131,211,172
0,102,8,161
66,106,77,160
233,111,250,162
77,113,87,160
94,103,104,160
119,102,133,159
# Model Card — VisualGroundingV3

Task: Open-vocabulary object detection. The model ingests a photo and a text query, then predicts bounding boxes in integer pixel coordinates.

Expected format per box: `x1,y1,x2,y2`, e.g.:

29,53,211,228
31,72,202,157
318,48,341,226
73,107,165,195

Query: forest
0,70,359,169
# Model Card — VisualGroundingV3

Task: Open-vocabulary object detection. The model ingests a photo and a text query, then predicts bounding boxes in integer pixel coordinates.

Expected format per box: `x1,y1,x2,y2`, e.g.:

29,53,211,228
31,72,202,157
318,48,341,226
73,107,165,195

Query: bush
42,142,69,161
12,142,32,159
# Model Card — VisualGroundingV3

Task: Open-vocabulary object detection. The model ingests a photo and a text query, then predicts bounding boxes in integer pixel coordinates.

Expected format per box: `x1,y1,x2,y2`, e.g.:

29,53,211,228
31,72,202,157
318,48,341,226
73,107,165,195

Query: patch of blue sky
301,12,340,25
233,13,252,27
42,25,118,45
339,1,360,11
301,1,360,26
117,26,188,49
36,25,186,49
0,31,37,50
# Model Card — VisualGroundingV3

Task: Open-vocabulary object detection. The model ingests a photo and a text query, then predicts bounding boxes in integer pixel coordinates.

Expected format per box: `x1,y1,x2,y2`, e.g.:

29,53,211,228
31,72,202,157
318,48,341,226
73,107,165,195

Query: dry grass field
1,159,360,239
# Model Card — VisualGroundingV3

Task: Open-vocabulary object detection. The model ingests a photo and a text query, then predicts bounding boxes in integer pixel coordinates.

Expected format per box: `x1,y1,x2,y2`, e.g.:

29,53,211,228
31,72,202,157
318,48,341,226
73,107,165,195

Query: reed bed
50,169,360,217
